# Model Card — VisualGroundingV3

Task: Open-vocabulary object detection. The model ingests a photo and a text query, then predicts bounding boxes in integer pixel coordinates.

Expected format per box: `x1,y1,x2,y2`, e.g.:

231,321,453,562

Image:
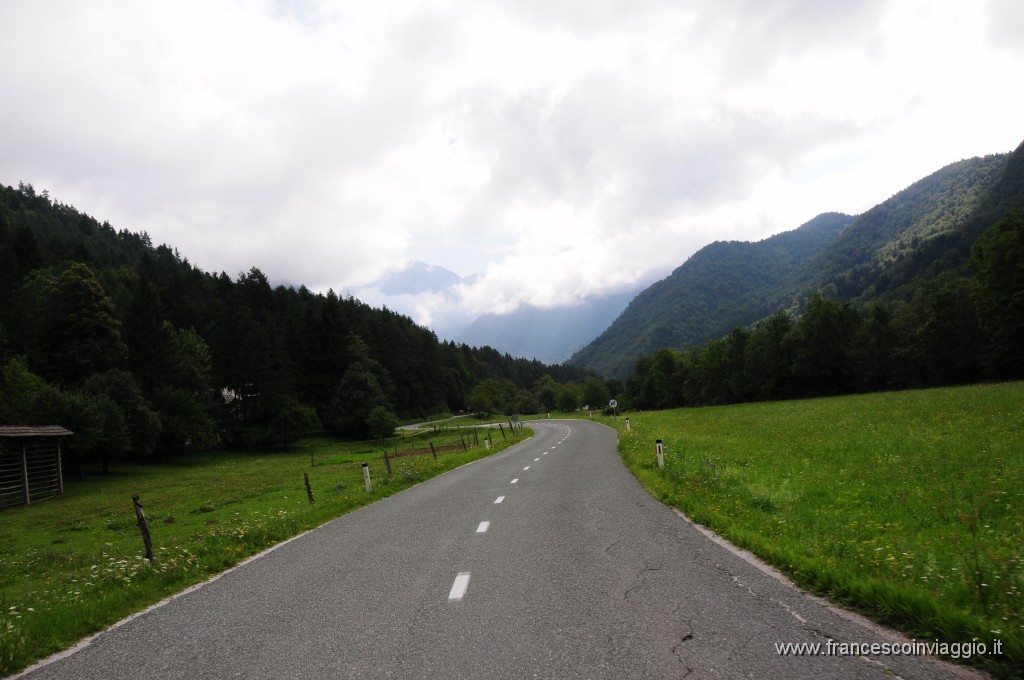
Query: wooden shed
0,425,72,509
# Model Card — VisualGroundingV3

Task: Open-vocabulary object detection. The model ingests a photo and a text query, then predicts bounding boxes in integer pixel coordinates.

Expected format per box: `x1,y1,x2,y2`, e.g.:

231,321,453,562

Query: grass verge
607,382,1022,679
0,427,530,676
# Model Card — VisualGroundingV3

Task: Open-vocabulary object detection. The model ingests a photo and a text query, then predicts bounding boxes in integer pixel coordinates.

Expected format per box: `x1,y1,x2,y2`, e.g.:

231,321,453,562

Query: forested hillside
569,212,853,378
572,143,1024,381
788,152,1011,303
622,141,1024,410
0,183,588,471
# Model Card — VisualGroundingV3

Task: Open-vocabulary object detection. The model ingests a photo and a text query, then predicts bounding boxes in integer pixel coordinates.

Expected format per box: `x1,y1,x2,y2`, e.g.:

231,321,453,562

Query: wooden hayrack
0,425,72,509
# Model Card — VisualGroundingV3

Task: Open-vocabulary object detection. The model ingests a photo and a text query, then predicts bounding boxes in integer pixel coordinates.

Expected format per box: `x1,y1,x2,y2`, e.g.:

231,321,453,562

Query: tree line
625,210,1024,410
0,183,592,472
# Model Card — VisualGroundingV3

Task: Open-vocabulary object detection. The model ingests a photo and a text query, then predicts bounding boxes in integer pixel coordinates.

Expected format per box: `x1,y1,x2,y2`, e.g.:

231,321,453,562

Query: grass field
0,424,527,676
608,382,1023,679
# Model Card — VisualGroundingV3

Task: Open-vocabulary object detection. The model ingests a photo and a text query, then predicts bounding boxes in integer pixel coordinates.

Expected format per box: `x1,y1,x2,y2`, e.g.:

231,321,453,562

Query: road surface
17,421,980,679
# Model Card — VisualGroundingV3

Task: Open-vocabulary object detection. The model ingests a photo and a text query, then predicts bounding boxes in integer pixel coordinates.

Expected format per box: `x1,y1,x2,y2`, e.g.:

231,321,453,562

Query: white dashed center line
448,572,471,601
444,425,577,605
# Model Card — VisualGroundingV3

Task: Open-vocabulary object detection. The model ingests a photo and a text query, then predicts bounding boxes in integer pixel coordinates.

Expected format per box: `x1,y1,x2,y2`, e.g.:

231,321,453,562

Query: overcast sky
2,0,1022,330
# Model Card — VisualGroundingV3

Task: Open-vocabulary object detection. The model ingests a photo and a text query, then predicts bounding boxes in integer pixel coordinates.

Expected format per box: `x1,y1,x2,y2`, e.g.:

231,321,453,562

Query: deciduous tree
367,405,399,441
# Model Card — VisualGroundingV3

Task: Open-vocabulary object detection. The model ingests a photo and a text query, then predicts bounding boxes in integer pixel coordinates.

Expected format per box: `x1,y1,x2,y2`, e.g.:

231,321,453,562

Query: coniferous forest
3,136,1023,473
0,183,589,472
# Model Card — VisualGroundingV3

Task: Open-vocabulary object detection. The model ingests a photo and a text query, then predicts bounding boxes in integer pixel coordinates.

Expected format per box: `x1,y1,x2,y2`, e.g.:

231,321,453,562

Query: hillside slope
569,212,852,378
787,152,1011,303
0,183,589,453
571,143,1024,379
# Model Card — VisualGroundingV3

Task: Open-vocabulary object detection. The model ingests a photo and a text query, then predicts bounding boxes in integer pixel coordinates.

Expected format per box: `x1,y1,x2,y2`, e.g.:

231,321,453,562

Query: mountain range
568,212,853,377
569,140,1024,378
353,140,1023,377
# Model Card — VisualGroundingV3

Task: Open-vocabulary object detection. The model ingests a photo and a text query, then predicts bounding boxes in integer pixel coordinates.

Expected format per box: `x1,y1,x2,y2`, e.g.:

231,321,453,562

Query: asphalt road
18,421,978,679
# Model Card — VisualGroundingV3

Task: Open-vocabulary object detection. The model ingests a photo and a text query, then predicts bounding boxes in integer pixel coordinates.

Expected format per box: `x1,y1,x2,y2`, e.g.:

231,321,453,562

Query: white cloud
1,0,1022,334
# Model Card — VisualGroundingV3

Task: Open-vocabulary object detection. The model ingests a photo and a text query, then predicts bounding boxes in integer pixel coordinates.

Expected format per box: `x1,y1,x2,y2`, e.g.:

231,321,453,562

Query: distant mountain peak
376,261,464,295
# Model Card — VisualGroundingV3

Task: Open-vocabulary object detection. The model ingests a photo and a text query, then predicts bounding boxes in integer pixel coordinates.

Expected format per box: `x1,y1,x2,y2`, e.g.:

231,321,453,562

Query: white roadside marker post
362,462,372,492
656,439,664,469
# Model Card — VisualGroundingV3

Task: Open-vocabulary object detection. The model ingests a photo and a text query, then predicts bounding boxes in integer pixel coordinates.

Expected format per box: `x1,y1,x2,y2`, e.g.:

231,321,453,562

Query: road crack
623,561,663,601
672,619,696,677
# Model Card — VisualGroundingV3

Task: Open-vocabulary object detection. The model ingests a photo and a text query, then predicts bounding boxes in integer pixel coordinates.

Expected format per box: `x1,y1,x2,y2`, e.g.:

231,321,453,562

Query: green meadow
0,424,526,676
610,382,1023,678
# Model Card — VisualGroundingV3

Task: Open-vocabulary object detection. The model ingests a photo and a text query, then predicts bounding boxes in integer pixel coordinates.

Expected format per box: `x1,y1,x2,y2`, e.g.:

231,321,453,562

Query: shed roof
0,426,74,438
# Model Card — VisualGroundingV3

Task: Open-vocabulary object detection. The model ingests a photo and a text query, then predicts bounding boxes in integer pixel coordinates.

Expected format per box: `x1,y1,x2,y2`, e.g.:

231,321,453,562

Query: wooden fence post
131,494,155,562
461,435,467,451
430,441,438,461
383,448,392,478
304,472,315,505
57,440,64,496
498,423,506,440
21,443,30,505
